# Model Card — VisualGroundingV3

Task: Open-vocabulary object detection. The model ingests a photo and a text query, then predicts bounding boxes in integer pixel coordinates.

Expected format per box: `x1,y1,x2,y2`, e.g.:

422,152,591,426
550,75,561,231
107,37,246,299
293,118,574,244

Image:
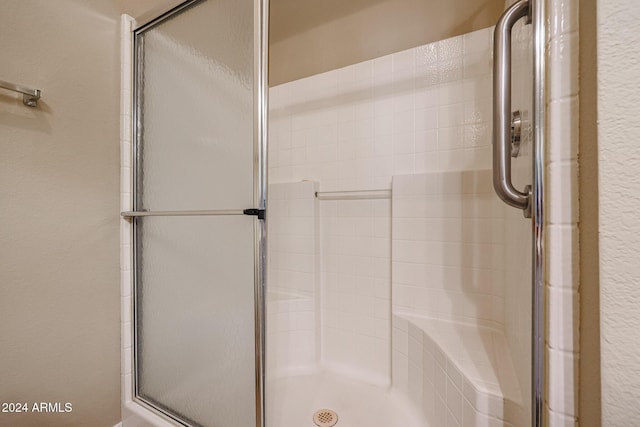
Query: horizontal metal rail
315,189,391,200
121,209,245,218
0,79,41,107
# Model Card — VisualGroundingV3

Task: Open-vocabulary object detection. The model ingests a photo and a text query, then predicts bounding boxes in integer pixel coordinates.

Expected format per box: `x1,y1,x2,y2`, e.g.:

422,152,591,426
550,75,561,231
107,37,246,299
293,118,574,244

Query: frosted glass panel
136,216,255,427
138,0,254,211
133,0,260,425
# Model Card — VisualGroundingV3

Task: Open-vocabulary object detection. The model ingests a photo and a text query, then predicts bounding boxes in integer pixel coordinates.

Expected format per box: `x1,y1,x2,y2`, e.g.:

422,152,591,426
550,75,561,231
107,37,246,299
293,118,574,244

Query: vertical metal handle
493,0,532,217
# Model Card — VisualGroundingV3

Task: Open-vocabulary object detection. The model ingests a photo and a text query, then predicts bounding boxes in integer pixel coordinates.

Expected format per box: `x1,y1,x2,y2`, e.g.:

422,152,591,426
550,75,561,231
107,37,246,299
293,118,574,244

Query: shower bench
391,313,526,426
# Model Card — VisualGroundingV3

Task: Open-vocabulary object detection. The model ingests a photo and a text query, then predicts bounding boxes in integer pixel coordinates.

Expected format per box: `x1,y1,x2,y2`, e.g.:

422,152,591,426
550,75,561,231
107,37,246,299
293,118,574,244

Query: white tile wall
267,182,318,297
505,0,582,422
392,170,505,329
544,0,580,423
269,26,496,191
266,292,317,377
320,198,391,386
269,26,498,391
266,182,318,378
119,12,134,420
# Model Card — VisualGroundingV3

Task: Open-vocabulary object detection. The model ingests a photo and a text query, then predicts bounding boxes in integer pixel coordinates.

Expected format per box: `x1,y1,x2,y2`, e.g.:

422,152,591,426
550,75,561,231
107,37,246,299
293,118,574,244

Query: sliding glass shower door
127,1,268,426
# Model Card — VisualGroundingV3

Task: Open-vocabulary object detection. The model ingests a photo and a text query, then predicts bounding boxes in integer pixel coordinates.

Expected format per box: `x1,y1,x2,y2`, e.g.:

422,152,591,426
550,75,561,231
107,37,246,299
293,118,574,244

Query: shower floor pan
267,372,428,427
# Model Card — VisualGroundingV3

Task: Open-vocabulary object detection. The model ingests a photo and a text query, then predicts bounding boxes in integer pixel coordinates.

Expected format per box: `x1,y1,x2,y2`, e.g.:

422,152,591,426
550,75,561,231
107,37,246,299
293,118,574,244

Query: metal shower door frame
493,0,546,426
127,0,269,426
531,0,546,425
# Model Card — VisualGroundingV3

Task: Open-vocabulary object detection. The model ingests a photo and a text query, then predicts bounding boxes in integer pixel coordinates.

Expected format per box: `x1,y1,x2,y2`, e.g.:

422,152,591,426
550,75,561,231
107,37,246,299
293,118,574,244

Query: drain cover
313,409,338,427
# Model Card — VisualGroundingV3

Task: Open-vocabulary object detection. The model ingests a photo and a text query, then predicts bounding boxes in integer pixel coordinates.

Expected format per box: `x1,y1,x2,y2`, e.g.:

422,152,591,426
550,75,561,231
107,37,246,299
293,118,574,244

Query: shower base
267,372,428,427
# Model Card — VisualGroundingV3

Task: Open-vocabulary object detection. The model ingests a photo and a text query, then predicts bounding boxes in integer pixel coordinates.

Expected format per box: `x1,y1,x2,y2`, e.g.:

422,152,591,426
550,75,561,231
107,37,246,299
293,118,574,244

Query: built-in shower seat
392,314,525,426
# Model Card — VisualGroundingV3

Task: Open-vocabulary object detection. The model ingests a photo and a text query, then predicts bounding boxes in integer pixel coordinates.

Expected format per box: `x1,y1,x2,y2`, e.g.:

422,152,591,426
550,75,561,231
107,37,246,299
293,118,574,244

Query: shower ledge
392,313,526,426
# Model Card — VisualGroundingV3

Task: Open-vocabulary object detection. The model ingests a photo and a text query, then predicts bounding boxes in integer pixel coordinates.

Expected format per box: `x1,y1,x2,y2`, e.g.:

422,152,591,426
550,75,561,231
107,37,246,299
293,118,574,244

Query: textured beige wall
269,0,505,85
118,0,181,24
120,0,505,86
597,0,640,424
579,0,602,425
0,1,122,426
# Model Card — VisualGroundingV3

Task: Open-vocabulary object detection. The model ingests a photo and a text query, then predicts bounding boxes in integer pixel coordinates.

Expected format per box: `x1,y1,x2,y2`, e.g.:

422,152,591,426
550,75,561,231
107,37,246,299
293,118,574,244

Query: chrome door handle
493,0,532,218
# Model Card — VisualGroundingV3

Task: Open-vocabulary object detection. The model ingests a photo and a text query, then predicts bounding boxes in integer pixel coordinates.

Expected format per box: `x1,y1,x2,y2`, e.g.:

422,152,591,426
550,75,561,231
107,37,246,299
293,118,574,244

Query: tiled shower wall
266,182,318,377
269,26,496,188
319,198,392,385
267,181,318,297
391,171,527,425
502,0,581,423
269,26,502,385
544,0,580,424
119,15,135,425
391,170,506,329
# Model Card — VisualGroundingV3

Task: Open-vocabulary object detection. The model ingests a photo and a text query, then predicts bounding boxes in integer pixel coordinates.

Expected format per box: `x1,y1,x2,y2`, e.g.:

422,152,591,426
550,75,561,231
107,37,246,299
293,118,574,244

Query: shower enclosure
120,0,267,426
120,0,545,426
